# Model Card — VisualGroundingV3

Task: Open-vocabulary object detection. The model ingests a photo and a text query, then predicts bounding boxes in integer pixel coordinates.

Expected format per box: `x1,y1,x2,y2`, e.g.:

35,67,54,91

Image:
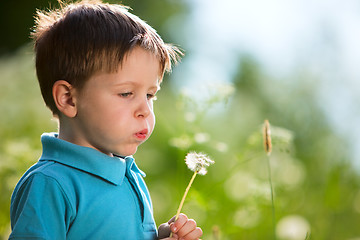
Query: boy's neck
57,118,78,145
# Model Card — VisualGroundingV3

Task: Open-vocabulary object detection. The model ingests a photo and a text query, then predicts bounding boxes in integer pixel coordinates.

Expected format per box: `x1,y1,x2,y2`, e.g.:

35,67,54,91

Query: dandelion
184,151,214,175
171,152,214,235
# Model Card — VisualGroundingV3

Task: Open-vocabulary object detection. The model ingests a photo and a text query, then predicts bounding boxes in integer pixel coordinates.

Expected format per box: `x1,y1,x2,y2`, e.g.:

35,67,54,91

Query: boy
9,0,202,239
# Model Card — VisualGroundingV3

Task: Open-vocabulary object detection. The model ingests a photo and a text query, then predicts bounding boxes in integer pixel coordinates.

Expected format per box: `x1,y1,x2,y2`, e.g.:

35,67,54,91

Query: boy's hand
158,213,203,240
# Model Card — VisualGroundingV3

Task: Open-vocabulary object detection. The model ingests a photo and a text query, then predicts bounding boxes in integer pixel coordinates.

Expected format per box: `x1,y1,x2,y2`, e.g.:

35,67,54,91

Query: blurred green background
1,0,360,239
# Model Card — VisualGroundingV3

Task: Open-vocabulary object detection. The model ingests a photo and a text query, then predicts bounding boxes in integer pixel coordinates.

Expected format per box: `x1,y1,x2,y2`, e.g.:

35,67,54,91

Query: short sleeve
9,173,73,240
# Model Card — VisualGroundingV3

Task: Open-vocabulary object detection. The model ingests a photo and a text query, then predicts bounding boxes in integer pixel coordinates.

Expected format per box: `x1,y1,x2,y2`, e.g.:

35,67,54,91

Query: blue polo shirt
9,133,158,240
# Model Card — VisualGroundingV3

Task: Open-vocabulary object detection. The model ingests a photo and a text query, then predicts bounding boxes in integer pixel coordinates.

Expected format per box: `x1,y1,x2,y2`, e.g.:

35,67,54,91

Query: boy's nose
135,98,151,118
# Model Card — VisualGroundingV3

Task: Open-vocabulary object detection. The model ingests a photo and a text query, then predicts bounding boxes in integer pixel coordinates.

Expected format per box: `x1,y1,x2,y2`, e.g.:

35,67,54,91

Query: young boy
9,0,202,239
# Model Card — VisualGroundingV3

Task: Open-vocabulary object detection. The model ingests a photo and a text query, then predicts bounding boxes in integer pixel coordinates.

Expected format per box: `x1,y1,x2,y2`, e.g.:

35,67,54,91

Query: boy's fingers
171,213,188,233
175,218,197,237
182,227,203,240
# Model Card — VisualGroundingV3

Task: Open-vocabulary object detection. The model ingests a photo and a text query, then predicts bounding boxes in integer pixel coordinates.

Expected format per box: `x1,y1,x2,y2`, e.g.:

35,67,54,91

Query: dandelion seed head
185,151,214,175
197,168,208,175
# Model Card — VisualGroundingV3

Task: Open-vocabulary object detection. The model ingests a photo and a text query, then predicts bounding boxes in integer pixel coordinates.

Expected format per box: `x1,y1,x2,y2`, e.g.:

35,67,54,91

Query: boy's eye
119,92,133,97
147,93,157,101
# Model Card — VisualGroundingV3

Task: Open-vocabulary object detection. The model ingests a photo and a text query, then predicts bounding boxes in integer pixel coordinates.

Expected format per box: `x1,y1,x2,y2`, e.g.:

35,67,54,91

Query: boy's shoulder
18,159,77,187
12,160,77,207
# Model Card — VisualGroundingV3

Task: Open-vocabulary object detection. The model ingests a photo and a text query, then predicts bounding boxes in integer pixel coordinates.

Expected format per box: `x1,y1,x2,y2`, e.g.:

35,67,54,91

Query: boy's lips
134,129,148,140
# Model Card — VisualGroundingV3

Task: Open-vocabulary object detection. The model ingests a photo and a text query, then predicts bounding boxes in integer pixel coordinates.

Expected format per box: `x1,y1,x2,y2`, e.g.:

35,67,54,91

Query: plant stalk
175,170,198,220
267,154,276,240
170,171,198,237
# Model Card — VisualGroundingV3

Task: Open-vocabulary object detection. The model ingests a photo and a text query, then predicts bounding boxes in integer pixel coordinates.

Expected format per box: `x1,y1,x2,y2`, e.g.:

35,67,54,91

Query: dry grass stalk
263,119,272,155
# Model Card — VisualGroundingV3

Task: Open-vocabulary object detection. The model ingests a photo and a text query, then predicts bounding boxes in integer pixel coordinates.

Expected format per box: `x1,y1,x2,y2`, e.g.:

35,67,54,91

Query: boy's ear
52,80,77,118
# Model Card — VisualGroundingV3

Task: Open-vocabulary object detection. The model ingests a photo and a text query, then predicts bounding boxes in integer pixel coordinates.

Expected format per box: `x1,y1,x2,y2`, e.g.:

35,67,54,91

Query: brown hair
32,0,182,115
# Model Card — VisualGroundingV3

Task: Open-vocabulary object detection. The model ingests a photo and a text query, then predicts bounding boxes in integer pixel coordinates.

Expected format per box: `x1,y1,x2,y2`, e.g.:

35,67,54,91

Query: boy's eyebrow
113,81,160,91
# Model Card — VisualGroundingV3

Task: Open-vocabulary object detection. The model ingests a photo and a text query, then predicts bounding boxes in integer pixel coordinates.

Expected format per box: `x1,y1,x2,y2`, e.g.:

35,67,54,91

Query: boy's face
72,47,160,156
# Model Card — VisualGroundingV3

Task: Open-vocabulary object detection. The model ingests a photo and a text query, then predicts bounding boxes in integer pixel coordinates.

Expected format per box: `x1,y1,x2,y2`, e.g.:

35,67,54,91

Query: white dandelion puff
185,151,214,175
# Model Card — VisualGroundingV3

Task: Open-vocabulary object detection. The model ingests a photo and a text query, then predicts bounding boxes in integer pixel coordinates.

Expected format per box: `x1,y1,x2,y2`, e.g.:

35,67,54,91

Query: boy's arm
10,173,72,239
158,214,203,240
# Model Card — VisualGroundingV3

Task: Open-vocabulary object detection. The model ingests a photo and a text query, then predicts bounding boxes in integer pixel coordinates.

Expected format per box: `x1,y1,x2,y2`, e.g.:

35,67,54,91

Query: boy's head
32,0,181,116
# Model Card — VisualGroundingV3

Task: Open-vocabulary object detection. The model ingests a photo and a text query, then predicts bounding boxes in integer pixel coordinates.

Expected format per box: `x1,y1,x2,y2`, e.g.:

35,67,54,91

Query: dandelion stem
170,171,198,238
175,171,198,221
267,154,276,240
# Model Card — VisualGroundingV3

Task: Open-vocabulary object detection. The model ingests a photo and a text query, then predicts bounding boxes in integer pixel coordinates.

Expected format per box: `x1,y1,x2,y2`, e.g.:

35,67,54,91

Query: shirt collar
39,132,145,185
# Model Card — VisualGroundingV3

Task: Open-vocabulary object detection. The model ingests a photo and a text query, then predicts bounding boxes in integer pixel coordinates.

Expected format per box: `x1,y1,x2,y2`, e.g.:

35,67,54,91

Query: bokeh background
1,0,360,239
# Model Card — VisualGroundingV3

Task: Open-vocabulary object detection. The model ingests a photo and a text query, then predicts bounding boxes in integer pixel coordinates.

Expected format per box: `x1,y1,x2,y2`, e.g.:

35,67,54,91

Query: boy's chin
112,147,138,157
